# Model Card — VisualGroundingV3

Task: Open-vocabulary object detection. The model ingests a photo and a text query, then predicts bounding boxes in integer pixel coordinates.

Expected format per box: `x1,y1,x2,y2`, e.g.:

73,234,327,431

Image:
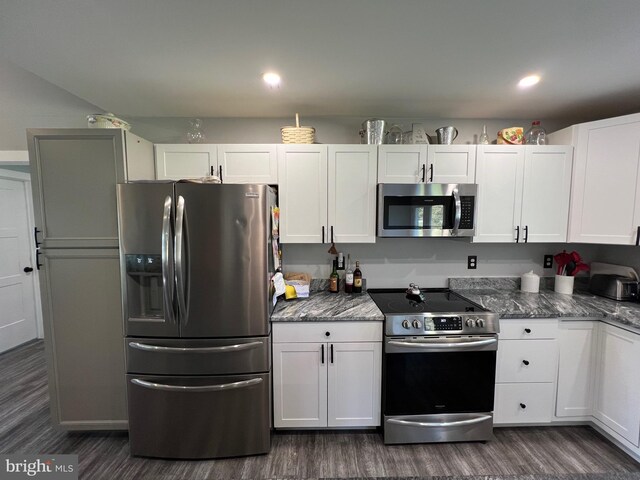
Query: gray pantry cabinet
27,128,154,430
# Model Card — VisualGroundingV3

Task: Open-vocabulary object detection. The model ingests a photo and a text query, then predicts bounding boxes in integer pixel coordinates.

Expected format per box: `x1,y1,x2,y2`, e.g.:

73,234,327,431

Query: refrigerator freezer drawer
126,336,270,375
127,373,270,459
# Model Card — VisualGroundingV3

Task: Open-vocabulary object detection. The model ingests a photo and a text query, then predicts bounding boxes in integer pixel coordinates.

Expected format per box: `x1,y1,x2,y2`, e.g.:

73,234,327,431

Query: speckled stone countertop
450,277,640,333
271,280,384,322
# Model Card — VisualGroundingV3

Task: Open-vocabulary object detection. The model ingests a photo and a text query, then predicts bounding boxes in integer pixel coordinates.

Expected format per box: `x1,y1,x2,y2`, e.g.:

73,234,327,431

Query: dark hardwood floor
1,340,639,480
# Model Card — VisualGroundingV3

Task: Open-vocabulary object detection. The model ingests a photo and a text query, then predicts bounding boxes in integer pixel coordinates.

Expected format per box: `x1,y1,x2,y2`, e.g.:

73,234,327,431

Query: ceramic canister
521,270,540,293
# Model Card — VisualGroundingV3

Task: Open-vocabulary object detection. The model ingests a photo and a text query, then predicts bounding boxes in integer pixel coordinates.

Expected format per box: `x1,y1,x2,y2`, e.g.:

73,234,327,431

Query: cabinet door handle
420,164,426,183
636,226,640,246
522,359,530,366
429,164,434,182
322,226,325,243
524,225,529,243
331,226,334,243
515,226,520,243
520,403,527,409
321,344,325,364
210,165,214,176
219,165,223,182
36,250,43,270
34,227,42,248
330,344,334,364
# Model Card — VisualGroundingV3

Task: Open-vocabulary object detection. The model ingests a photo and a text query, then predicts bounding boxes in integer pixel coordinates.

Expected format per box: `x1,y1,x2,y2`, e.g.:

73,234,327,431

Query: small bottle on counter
345,254,354,293
353,261,363,293
329,260,339,293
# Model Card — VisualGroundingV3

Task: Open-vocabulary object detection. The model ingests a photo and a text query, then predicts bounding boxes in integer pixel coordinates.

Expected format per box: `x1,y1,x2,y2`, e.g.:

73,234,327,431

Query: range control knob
476,318,485,328
465,318,476,328
412,319,422,329
402,319,411,329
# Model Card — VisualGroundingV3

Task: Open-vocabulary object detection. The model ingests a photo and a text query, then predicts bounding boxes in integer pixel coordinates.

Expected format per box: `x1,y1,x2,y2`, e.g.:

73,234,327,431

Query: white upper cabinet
428,145,476,183
155,144,277,183
377,145,475,184
550,113,640,244
474,145,572,243
278,145,377,244
277,145,328,244
217,144,277,184
155,144,217,180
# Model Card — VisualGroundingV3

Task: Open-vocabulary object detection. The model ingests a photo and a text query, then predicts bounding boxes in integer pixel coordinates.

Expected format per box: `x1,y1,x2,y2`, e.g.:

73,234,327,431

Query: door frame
0,162,44,339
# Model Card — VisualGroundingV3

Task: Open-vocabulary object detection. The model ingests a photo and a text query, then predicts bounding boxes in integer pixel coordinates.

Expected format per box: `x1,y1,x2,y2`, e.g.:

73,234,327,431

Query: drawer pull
522,360,530,366
131,377,262,392
129,341,262,353
524,328,532,334
519,403,527,409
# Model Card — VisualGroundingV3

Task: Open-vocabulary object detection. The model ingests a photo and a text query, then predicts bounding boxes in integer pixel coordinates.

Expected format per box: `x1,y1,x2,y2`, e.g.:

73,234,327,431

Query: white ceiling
1,0,640,120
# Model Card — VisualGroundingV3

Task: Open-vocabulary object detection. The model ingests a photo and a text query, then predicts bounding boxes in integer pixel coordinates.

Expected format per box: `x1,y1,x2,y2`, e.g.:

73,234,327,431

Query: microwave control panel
459,197,475,230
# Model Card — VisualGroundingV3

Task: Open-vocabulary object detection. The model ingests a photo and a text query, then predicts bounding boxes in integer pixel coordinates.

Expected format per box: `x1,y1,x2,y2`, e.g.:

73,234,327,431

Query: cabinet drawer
272,322,382,343
494,383,554,424
496,340,558,383
499,319,558,340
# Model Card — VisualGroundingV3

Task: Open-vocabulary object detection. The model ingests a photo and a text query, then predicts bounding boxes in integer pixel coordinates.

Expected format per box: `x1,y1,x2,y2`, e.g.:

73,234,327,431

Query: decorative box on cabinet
278,145,377,244
155,144,277,183
549,112,640,245
377,145,475,184
494,319,558,425
474,145,572,243
272,322,382,428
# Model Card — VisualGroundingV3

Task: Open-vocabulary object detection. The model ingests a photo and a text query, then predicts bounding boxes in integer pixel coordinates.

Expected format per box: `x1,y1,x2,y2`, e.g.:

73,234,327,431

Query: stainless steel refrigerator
116,181,275,459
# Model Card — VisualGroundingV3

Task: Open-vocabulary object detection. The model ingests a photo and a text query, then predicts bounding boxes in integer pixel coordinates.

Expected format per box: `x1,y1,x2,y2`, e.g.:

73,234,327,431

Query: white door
428,145,476,183
594,323,640,446
272,342,328,428
0,177,38,352
328,145,377,243
277,145,328,243
473,146,525,243
217,144,277,184
520,146,573,243
377,145,427,183
154,144,217,180
327,342,381,427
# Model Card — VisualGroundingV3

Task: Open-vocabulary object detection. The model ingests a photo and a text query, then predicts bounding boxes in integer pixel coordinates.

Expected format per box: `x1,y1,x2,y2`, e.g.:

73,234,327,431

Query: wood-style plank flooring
1,340,639,480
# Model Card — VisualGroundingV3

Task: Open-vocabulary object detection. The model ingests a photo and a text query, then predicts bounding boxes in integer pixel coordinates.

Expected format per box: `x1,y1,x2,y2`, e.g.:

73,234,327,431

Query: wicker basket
281,113,315,144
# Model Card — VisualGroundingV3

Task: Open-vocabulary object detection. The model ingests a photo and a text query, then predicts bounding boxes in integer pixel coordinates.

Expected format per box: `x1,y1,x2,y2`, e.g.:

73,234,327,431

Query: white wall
282,240,601,288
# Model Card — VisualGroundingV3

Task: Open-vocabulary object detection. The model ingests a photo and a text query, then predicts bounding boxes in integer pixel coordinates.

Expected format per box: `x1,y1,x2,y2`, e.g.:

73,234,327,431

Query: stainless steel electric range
368,284,500,445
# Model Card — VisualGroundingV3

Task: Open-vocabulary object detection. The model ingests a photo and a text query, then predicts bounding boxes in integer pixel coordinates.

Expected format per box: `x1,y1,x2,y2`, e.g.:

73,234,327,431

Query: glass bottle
478,124,490,145
524,120,547,145
344,254,354,293
353,261,362,294
187,118,206,144
329,260,339,293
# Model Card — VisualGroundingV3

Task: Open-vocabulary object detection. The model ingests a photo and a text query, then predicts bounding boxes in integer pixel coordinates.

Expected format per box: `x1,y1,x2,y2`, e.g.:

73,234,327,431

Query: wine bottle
353,260,362,293
345,254,354,293
329,260,339,293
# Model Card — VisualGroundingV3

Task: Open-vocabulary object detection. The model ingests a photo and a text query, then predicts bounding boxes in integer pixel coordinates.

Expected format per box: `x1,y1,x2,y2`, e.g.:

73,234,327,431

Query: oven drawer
496,340,558,383
272,322,382,343
494,383,554,424
499,319,558,340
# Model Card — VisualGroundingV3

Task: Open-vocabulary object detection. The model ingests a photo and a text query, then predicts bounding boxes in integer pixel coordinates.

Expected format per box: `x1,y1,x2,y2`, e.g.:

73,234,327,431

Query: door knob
24,267,34,273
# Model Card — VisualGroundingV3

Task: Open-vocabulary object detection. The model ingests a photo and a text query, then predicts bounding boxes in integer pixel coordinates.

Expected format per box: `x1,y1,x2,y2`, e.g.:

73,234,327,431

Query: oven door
377,183,476,237
383,335,497,443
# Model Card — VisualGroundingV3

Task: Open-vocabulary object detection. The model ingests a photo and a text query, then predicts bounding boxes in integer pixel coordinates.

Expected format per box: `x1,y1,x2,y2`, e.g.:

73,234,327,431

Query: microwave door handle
161,195,175,325
452,188,461,235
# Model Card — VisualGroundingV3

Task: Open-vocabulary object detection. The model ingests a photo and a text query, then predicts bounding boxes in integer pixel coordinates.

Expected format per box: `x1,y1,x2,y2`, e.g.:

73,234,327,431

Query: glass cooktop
368,288,485,314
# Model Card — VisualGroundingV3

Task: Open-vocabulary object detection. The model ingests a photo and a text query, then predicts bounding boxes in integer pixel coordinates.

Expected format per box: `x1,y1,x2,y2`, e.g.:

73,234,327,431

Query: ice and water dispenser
124,254,164,319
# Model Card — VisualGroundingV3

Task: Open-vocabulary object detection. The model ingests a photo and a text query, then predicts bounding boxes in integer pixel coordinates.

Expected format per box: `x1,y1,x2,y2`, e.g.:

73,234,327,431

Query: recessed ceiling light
518,75,541,88
262,72,281,88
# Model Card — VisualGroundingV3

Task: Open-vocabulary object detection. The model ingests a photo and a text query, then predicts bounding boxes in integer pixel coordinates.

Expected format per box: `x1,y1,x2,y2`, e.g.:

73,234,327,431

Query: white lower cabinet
272,322,382,428
494,319,558,425
593,323,640,446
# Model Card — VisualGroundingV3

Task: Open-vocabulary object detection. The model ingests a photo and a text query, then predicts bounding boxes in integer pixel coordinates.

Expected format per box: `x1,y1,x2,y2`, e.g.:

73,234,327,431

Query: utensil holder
554,275,574,295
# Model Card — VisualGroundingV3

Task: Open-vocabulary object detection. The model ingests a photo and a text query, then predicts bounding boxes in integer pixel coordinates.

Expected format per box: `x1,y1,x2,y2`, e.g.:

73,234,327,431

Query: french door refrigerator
116,181,276,459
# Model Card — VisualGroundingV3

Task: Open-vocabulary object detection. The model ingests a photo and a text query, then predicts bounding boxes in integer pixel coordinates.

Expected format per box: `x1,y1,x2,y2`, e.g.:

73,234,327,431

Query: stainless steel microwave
377,183,477,237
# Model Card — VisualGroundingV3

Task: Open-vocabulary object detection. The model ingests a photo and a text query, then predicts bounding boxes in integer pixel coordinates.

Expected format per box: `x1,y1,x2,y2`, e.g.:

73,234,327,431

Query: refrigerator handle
161,195,176,324
175,195,189,324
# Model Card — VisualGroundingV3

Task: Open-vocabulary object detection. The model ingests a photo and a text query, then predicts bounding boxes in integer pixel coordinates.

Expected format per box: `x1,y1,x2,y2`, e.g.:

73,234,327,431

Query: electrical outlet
467,255,477,270
544,255,553,269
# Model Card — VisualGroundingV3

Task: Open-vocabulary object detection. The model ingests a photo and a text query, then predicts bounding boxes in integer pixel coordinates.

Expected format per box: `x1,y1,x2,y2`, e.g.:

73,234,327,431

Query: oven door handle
387,414,492,428
387,337,497,350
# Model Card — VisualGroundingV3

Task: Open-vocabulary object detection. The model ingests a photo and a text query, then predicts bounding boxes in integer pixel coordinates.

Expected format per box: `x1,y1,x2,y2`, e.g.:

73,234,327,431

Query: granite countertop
450,277,640,333
271,280,384,322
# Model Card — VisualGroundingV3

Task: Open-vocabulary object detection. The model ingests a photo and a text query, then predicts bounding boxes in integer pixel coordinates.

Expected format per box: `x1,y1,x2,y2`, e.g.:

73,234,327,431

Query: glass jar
524,121,547,145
